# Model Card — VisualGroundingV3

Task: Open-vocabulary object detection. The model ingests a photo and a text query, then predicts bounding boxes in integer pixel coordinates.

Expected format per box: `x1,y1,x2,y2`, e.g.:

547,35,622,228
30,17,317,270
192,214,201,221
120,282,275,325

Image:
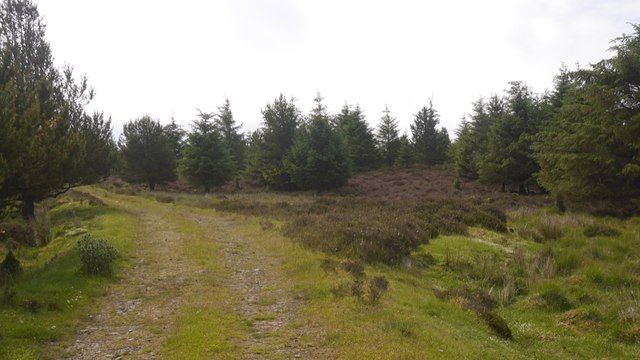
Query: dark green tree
119,116,176,190
284,95,351,191
215,98,245,173
334,103,380,172
179,112,234,193
411,100,450,166
536,25,640,203
163,116,185,160
0,0,109,221
394,134,414,168
246,94,300,189
479,82,544,193
74,111,116,184
451,118,476,178
376,105,401,167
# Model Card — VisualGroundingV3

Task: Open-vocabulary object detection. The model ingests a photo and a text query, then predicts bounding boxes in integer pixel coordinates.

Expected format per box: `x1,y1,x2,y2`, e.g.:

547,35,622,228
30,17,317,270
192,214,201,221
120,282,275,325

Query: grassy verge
0,190,137,359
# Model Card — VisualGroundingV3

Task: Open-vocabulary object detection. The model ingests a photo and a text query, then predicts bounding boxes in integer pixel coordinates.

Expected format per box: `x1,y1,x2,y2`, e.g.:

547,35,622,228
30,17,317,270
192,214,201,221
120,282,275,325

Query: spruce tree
536,25,640,203
411,100,449,166
163,117,185,160
215,98,245,173
284,95,351,191
179,112,234,193
376,106,401,167
246,94,300,189
395,134,414,168
334,103,380,172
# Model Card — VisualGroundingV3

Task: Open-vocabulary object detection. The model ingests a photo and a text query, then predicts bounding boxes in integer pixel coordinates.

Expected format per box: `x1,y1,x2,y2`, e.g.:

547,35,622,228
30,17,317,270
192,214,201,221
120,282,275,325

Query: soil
53,192,328,359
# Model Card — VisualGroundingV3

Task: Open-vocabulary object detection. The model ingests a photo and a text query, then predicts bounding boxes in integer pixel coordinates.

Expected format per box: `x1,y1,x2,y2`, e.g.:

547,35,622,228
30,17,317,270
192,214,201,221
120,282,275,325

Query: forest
1,0,640,358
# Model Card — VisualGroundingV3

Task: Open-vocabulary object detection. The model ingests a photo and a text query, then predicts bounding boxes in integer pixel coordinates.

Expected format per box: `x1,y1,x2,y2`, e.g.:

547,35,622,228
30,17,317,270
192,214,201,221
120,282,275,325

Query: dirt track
54,191,326,359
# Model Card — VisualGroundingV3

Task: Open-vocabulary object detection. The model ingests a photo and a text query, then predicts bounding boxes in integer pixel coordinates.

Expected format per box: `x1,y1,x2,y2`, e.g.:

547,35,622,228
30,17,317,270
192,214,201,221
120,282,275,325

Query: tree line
118,93,451,193
1,0,639,228
451,24,640,207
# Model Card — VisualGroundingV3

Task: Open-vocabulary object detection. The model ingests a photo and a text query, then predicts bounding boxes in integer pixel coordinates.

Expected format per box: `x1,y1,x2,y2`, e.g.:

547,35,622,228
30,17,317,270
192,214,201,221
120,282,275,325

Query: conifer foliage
0,0,114,220
179,111,235,193
284,95,351,191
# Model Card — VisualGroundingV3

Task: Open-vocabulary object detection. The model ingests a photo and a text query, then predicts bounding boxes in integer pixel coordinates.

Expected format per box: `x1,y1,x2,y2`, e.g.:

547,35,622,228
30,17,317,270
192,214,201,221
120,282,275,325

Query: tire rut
52,193,327,359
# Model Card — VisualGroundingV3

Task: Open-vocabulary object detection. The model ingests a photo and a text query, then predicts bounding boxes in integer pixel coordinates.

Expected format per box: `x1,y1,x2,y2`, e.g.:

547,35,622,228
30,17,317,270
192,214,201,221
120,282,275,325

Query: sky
36,0,640,139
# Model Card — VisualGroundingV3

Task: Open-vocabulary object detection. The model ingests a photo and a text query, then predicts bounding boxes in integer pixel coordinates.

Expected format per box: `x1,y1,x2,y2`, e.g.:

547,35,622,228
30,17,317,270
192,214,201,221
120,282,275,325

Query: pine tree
119,116,176,190
376,105,401,167
179,112,234,193
284,95,351,191
334,103,380,172
0,0,110,221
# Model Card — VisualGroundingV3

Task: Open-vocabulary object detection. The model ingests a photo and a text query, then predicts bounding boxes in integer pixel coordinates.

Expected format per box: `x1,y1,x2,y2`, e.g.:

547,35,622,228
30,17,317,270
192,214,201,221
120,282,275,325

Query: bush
0,251,23,285
368,276,389,303
341,259,365,278
77,234,118,275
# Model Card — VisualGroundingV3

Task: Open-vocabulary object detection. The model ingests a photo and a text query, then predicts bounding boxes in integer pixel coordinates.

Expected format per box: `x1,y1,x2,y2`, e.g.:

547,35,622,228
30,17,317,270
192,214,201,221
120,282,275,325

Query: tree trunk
149,182,156,191
518,184,527,195
21,196,35,223
204,185,210,194
501,183,506,192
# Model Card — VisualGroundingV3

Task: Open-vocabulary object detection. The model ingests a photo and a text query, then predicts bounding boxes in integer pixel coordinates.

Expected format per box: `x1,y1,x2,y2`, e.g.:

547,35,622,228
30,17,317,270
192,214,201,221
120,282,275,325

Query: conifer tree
163,117,185,160
0,0,111,221
215,98,245,172
536,25,640,203
179,111,234,193
411,100,450,166
376,106,401,167
284,95,351,191
119,116,176,190
246,94,300,189
395,134,414,168
334,103,380,172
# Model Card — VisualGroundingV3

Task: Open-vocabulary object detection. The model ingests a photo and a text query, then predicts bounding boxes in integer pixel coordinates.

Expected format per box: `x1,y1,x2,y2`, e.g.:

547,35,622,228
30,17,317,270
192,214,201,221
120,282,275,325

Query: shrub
480,311,512,340
155,194,175,203
0,251,23,284
77,234,118,275
453,178,462,190
368,276,389,303
351,278,364,298
341,259,365,278
583,223,621,238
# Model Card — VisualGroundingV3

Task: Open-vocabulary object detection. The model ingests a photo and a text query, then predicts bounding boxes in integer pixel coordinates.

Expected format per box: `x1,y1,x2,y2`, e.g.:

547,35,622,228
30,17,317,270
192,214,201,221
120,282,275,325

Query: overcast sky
36,0,640,138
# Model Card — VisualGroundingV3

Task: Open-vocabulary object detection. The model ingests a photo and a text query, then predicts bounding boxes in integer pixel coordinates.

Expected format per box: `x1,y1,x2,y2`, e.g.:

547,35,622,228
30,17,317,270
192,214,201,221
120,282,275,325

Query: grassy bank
0,190,138,359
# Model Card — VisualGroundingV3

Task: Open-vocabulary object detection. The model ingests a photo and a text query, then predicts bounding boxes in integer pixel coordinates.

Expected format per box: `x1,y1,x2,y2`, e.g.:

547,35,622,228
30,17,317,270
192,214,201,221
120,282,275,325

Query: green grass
166,190,640,358
0,191,138,359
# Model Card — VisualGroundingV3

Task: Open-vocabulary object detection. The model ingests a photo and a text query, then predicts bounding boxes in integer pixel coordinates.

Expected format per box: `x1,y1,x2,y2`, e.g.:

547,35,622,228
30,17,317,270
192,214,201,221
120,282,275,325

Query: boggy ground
53,189,329,359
